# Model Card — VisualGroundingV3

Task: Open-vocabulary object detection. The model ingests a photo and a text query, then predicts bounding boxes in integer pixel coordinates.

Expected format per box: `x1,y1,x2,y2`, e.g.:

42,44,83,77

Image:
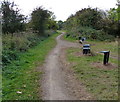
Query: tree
57,20,64,30
75,8,103,29
64,7,119,39
1,1,26,34
31,7,50,35
47,20,58,30
46,12,58,30
108,8,118,21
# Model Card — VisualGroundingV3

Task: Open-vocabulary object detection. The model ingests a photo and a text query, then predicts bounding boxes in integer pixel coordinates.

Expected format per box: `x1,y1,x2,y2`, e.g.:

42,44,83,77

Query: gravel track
41,32,94,100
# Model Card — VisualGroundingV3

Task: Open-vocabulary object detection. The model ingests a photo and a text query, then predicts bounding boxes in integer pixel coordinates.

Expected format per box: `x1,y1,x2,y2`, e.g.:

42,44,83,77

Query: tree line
64,1,120,41
1,1,58,35
1,1,26,34
1,1,59,66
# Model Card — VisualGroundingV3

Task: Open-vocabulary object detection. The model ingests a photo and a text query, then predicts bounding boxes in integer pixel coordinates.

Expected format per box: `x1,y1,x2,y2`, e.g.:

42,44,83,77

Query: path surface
41,32,93,100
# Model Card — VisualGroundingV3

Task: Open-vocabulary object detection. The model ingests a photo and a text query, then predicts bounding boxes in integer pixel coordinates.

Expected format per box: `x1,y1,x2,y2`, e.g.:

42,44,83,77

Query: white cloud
9,0,117,21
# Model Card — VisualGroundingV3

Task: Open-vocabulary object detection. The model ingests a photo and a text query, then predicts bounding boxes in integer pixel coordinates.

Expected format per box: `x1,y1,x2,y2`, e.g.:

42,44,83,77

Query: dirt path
41,32,94,100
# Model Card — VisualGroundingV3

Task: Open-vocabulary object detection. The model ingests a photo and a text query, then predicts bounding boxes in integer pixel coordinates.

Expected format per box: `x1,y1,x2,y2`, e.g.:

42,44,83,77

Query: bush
45,30,57,37
2,30,56,66
66,26,115,41
2,50,19,65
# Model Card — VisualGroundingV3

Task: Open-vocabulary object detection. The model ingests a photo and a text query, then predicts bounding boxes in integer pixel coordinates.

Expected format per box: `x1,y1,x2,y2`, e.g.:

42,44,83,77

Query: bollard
66,34,70,38
83,44,90,54
78,36,81,40
81,37,86,41
100,51,110,65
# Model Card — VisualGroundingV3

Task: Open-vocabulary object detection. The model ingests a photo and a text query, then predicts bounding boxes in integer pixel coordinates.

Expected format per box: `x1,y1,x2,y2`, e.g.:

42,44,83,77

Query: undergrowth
2,30,56,66
65,26,116,41
2,32,59,100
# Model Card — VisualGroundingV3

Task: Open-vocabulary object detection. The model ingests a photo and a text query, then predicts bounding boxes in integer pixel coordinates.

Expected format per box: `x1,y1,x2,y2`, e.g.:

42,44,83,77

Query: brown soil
91,62,117,70
74,51,96,57
59,48,94,100
73,51,117,70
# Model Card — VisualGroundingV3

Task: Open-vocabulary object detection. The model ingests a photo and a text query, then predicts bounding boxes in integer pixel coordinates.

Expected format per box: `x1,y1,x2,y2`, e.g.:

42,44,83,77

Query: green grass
64,32,118,100
63,34,118,100
0,72,2,102
86,40,118,58
64,34,118,58
0,35,2,101
64,34,118,100
66,47,118,100
2,33,59,100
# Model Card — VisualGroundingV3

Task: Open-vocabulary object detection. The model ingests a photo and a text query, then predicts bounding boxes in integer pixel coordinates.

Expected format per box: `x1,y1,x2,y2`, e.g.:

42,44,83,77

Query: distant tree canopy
57,20,64,30
31,7,50,34
31,7,57,35
1,1,26,34
47,18,58,30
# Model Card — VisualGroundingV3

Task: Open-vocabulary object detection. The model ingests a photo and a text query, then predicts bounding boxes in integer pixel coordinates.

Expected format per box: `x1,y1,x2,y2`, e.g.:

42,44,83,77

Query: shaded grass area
66,48,118,100
2,33,59,100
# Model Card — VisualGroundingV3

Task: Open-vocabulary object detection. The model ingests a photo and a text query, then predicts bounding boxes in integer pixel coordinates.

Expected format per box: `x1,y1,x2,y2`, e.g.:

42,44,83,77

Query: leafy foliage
2,32,38,65
64,7,119,41
57,20,64,30
75,8,102,29
31,7,50,34
2,1,58,66
31,7,57,35
1,1,26,34
2,33,59,100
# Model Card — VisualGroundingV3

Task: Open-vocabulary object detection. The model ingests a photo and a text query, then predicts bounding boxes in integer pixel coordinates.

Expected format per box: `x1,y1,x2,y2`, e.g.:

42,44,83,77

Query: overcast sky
7,0,117,21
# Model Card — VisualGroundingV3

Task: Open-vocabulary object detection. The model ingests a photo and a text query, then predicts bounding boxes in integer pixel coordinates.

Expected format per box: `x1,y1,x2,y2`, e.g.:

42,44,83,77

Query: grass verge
64,33,118,99
2,33,59,100
66,48,118,100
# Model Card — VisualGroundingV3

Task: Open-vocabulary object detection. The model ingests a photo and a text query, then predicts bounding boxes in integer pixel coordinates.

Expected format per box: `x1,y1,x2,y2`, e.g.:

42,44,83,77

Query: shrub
66,26,115,41
2,31,56,66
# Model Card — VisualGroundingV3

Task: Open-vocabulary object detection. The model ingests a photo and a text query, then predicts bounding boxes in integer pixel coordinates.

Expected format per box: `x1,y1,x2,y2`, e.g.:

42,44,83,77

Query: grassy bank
64,34,118,100
2,32,59,100
2,30,57,66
